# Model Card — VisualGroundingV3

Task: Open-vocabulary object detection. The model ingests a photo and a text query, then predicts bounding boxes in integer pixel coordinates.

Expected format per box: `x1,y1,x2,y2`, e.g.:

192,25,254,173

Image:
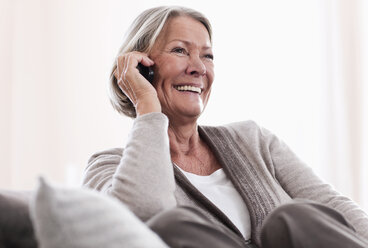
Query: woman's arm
82,113,176,221
261,127,368,240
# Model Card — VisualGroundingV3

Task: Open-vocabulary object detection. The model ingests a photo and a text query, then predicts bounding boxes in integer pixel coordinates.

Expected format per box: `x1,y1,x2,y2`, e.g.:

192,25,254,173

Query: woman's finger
113,51,156,106
117,55,137,104
125,57,138,104
117,55,134,101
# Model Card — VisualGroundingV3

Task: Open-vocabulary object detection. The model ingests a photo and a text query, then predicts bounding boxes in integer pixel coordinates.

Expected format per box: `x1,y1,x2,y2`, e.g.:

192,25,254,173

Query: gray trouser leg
260,200,368,248
147,206,255,248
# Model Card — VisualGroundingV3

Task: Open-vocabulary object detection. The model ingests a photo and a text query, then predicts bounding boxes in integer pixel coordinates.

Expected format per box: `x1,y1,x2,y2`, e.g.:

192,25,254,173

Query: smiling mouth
174,85,202,94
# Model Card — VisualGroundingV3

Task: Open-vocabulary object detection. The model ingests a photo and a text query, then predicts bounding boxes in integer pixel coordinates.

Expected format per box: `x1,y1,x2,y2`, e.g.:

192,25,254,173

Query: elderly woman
83,6,368,248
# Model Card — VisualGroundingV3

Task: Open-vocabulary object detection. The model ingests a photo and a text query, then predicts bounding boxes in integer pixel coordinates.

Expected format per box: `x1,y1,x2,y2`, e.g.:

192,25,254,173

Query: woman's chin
164,106,203,121
181,103,204,116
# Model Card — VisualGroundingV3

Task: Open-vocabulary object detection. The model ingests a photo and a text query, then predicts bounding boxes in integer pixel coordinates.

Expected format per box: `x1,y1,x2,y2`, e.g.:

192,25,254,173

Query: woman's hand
114,52,161,116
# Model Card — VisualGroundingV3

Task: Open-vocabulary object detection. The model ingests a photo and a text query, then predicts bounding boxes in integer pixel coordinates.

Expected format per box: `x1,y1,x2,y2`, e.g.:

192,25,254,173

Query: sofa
0,178,168,248
0,190,37,248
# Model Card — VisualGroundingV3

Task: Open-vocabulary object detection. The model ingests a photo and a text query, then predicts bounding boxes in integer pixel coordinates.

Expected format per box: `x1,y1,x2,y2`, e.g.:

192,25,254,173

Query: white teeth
175,85,202,94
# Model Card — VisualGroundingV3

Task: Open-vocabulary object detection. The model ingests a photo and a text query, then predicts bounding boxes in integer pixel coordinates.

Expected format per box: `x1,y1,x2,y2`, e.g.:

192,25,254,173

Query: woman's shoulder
201,120,263,135
200,120,276,146
224,119,260,130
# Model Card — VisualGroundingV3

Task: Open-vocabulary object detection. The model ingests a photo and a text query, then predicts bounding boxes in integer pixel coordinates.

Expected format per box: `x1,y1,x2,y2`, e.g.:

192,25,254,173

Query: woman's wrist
135,98,162,117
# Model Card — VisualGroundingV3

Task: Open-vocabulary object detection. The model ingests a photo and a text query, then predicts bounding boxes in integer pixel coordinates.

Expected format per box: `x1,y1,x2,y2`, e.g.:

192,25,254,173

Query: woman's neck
168,122,200,157
168,122,222,175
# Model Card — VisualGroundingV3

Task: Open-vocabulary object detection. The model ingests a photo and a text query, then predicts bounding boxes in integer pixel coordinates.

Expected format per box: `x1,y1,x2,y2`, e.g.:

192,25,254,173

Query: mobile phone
137,63,154,83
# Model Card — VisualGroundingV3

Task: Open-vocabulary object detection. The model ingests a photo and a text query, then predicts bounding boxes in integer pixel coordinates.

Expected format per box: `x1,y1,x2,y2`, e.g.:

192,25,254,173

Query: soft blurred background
0,0,367,211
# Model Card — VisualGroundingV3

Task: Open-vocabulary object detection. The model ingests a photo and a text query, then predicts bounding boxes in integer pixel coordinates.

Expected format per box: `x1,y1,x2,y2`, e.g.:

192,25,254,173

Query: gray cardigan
83,113,368,246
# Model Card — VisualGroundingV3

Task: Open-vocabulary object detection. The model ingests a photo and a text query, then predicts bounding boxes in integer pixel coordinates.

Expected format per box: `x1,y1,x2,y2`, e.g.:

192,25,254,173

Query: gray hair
109,6,212,118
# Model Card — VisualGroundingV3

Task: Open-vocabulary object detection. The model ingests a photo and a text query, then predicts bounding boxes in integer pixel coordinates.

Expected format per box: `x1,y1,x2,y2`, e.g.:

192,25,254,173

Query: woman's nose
186,55,206,76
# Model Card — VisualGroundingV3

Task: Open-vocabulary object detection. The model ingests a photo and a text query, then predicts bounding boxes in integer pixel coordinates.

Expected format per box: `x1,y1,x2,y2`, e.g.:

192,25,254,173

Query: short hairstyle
109,6,212,118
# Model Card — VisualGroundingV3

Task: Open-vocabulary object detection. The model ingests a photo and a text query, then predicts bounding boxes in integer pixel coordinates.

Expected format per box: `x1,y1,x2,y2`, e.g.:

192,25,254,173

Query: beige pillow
29,178,168,248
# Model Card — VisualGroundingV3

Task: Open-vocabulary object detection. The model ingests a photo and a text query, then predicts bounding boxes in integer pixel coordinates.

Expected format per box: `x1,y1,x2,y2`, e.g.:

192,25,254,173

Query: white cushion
29,178,168,248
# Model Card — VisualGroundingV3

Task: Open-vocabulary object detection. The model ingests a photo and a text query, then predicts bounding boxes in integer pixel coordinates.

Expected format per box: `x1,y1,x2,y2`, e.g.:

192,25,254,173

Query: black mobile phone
137,63,154,83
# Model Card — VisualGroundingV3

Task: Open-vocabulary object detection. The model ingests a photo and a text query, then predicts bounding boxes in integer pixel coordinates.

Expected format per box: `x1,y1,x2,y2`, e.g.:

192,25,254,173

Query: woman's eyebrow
167,39,212,50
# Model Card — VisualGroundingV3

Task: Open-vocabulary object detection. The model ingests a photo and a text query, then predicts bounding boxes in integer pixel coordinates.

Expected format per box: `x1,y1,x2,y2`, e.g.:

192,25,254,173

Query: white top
178,167,251,240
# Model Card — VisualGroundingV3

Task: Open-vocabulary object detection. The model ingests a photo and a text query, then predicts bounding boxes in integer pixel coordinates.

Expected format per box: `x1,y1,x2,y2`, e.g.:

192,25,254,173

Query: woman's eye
172,47,187,54
205,54,214,60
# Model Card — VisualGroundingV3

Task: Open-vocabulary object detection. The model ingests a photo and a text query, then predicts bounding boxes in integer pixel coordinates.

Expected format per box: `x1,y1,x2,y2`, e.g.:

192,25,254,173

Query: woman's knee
147,206,246,248
263,200,350,228
260,202,298,247
260,200,355,248
147,206,208,235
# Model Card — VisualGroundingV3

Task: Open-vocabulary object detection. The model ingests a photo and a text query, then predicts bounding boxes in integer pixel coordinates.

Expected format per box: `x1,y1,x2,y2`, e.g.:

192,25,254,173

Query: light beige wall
2,0,133,189
0,0,13,188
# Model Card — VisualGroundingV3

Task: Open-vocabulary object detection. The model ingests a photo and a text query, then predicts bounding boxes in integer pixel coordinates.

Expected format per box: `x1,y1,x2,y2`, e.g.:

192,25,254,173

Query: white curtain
319,0,367,208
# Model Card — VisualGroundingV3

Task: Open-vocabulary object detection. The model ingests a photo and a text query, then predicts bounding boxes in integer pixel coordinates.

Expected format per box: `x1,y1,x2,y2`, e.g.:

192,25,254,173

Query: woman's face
149,16,214,123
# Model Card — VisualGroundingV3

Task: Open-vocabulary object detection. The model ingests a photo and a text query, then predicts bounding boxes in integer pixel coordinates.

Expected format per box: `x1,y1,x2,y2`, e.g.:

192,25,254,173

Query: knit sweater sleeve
260,125,368,240
82,113,176,221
